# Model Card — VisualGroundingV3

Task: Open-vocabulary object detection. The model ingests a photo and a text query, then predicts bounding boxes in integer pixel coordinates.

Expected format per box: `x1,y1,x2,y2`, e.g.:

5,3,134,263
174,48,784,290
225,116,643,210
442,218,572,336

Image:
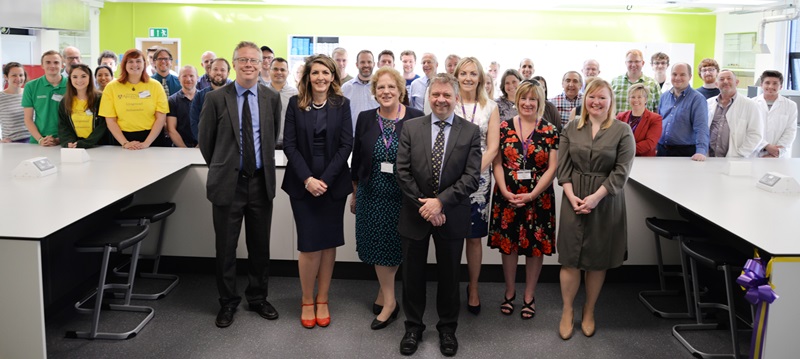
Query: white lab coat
707,95,764,158
755,94,797,158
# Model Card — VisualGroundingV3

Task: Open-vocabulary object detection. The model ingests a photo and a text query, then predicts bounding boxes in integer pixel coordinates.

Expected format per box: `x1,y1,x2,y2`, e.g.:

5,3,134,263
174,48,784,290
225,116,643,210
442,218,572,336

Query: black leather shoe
439,332,458,357
250,301,279,320
371,303,400,330
399,331,422,356
372,302,383,315
215,307,236,328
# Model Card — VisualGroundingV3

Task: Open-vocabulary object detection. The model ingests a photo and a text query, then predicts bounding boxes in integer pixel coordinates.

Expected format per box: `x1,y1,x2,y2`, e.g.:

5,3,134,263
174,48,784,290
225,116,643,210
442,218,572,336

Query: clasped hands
418,198,446,227
37,135,60,147
122,140,147,150
305,177,328,197
502,191,533,208
567,193,600,215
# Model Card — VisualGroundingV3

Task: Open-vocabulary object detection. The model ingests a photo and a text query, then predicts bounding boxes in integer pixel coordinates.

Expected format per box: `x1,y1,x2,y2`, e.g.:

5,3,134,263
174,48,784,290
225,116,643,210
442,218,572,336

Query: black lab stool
66,225,154,340
639,217,706,319
114,203,179,300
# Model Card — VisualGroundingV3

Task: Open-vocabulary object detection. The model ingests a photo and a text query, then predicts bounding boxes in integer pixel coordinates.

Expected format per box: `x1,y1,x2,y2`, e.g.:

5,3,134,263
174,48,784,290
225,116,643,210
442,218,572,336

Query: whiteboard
335,35,694,95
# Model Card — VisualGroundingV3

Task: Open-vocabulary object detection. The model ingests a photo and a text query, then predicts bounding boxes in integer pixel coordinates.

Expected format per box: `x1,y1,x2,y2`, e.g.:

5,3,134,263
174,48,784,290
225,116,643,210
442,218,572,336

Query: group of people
1,42,796,357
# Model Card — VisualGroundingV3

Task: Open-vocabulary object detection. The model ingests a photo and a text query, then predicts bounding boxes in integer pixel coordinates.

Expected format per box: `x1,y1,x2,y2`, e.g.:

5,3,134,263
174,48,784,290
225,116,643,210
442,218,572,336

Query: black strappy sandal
500,293,516,315
521,297,536,320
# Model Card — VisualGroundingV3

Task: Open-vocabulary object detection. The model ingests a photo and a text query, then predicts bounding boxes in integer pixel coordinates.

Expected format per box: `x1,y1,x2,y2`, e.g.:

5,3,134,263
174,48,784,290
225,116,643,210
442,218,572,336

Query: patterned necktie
241,90,257,176
432,120,448,194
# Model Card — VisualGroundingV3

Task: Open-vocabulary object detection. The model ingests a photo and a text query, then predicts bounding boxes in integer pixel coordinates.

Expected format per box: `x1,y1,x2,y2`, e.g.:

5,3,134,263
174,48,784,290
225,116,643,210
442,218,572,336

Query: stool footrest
66,305,154,340
638,290,694,319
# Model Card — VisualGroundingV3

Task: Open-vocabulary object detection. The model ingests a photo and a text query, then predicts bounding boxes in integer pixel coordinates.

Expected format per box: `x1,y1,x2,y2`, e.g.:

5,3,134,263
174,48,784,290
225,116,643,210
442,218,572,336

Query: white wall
715,11,791,85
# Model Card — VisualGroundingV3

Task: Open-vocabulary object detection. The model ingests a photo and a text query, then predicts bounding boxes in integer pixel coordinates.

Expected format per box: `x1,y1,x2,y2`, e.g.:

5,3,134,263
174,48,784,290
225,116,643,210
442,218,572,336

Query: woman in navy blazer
350,67,424,330
615,83,662,156
281,54,352,329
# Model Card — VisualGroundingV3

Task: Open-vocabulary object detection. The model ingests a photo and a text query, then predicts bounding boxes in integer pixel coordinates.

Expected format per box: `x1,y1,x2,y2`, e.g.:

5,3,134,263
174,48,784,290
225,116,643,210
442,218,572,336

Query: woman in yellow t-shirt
99,49,169,150
58,64,107,148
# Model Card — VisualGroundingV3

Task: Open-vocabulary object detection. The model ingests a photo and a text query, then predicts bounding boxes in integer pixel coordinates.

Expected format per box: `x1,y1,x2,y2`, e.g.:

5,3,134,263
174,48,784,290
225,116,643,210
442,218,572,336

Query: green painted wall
99,3,715,87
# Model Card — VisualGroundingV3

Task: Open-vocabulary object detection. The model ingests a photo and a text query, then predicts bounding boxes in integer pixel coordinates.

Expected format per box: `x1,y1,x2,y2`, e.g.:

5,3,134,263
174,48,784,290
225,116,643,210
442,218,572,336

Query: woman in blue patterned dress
351,67,424,329
488,80,558,319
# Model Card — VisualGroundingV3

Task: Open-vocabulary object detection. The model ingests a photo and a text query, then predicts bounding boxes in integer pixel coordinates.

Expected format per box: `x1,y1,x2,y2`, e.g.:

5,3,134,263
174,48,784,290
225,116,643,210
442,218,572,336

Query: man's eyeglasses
235,58,262,65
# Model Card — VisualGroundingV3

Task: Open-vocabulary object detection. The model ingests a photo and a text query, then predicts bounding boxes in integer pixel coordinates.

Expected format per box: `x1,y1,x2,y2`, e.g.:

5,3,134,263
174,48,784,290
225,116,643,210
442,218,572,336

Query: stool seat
681,241,747,269
76,226,149,251
645,217,707,240
116,203,176,223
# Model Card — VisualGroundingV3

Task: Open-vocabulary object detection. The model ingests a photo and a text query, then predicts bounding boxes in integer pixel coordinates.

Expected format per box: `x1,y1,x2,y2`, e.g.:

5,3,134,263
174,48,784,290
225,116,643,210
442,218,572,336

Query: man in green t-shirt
22,50,68,146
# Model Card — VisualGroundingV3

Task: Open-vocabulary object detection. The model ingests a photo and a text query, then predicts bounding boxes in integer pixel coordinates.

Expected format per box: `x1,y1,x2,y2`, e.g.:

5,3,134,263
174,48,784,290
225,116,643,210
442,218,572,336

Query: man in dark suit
395,73,482,357
199,41,281,328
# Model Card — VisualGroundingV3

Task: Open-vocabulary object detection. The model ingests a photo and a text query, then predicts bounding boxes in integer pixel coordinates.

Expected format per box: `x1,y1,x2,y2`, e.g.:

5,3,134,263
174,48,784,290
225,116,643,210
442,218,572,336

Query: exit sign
149,28,168,38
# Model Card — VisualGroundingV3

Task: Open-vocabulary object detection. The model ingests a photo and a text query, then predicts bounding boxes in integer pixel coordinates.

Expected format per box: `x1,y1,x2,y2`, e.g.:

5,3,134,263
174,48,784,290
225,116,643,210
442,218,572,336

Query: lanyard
460,101,478,123
516,116,539,170
376,104,401,151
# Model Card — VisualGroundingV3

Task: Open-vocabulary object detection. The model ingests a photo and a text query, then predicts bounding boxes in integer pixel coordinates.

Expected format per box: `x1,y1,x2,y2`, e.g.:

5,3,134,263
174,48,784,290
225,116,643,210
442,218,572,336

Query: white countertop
0,144,205,239
629,157,800,256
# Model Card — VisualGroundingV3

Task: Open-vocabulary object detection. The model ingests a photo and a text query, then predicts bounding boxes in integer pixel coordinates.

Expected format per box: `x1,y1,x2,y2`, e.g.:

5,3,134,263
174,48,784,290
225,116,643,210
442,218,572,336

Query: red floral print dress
488,118,558,257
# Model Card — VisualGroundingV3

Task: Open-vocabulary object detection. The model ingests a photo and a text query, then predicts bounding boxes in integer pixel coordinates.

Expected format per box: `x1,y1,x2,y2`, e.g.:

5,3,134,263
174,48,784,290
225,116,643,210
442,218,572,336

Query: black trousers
212,171,273,308
657,143,696,157
401,233,464,335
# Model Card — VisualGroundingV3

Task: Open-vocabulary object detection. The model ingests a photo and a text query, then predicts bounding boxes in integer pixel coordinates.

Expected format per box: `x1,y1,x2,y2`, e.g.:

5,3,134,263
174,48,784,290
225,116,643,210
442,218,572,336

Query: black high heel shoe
521,297,536,320
372,303,383,315
370,303,400,330
466,285,481,315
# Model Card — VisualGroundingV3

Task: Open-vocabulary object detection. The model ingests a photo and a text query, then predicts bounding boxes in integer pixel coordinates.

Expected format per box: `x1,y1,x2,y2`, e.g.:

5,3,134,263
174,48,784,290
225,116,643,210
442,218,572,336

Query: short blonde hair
627,83,649,99
370,67,406,100
625,49,644,60
577,78,615,130
514,81,545,120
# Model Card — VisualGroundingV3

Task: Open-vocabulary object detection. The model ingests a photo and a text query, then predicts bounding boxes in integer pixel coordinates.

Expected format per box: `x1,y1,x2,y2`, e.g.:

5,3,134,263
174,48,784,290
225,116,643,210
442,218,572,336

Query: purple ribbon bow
736,258,779,305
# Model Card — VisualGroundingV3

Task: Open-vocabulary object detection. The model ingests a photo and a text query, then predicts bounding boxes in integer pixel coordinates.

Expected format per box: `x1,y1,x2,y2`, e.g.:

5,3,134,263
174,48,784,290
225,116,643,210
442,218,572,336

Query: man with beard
191,58,232,140
696,58,721,99
266,57,298,148
342,50,379,133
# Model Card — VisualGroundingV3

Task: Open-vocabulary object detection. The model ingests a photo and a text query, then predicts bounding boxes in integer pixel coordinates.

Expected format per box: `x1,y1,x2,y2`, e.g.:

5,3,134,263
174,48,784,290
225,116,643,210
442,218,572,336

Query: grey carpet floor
45,274,745,358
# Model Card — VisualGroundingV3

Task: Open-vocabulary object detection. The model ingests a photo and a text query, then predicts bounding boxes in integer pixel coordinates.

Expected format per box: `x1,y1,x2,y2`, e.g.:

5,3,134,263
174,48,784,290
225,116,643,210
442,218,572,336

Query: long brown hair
63,64,100,113
118,49,150,84
297,54,343,111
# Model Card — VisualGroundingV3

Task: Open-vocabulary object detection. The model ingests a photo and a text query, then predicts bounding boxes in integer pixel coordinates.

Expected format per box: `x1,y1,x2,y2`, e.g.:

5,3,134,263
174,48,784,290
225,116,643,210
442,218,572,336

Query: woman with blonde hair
488,80,558,319
615,83,662,156
453,56,500,314
556,78,635,339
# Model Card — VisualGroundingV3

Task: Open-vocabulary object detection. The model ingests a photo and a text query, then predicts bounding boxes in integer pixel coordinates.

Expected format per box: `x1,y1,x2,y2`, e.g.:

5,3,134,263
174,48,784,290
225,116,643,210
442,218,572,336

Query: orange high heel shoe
315,302,330,327
301,303,316,329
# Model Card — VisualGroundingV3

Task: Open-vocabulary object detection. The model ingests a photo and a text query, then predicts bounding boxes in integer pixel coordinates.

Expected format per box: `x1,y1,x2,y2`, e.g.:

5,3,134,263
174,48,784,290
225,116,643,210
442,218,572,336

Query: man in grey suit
395,73,482,357
199,41,281,328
